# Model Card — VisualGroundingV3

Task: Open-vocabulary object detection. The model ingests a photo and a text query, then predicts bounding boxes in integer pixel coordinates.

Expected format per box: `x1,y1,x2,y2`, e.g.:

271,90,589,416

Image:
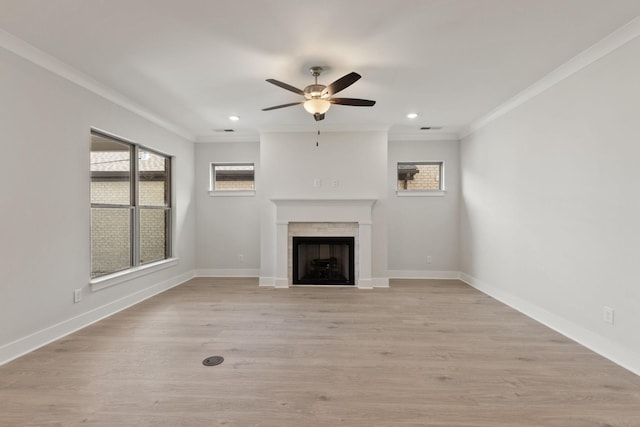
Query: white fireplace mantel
271,198,376,225
266,198,377,289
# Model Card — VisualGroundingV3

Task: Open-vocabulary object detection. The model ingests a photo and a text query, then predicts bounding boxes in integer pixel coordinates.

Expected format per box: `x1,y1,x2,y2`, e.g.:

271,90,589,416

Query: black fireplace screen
292,236,355,285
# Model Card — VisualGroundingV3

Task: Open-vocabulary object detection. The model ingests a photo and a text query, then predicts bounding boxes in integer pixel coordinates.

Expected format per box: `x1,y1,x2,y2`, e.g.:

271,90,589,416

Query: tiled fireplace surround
265,199,376,289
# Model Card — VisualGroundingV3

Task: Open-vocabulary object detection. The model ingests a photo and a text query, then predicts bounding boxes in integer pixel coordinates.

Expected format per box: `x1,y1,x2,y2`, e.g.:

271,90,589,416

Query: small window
397,162,444,193
210,163,255,195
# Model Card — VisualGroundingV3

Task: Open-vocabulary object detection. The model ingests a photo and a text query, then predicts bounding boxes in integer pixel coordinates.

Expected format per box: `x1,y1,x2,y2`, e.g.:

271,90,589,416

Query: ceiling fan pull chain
316,129,320,147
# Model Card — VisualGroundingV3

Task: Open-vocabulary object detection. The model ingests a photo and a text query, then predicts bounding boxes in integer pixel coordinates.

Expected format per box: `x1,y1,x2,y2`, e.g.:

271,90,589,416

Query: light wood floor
1,278,639,427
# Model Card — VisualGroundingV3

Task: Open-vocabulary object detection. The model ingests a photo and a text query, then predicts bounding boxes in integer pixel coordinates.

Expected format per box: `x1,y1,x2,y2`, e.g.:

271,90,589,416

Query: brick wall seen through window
90,131,172,278
211,163,255,192
397,162,443,191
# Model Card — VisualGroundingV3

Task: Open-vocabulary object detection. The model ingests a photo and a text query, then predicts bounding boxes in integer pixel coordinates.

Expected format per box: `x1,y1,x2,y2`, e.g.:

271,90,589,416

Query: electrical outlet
239,254,244,263
332,179,339,188
603,306,614,325
73,289,82,303
426,256,432,264
313,178,321,188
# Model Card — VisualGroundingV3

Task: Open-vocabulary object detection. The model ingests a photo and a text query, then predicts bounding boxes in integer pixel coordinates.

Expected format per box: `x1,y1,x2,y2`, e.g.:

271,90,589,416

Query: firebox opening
292,236,355,285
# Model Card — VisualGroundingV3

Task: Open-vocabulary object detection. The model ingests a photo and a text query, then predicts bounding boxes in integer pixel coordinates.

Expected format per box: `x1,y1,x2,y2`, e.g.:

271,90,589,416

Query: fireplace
263,198,382,289
292,236,355,285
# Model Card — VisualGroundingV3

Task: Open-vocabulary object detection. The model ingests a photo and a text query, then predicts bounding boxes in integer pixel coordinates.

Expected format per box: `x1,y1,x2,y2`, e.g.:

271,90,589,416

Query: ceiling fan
262,66,376,121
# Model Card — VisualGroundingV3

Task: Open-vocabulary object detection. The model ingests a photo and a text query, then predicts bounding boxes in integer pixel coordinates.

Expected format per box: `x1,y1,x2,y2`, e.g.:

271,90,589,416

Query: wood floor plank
1,278,639,426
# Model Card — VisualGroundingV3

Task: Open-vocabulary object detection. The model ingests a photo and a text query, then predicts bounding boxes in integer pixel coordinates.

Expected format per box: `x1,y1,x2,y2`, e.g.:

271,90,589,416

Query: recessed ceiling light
229,115,240,121
407,113,418,119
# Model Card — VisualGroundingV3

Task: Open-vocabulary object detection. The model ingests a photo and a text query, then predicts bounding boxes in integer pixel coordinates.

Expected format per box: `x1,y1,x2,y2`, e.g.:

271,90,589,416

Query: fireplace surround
263,198,377,288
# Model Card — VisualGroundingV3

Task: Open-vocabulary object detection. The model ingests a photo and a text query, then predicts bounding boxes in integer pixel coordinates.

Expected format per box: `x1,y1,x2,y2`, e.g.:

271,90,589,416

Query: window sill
90,258,179,291
209,190,256,197
396,190,446,197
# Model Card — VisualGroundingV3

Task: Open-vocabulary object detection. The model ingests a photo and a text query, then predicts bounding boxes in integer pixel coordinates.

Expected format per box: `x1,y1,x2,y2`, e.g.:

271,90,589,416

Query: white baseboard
388,270,461,280
195,268,260,277
259,277,390,289
357,278,373,289
257,276,289,288
258,276,276,287
459,272,640,377
372,277,390,288
275,278,289,288
358,277,391,288
0,271,195,366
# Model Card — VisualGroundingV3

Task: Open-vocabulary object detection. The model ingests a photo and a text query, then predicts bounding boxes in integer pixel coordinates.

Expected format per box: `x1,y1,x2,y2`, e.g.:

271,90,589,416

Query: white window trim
209,162,256,196
90,128,174,283
396,190,446,197
209,190,256,197
90,257,179,291
396,160,445,196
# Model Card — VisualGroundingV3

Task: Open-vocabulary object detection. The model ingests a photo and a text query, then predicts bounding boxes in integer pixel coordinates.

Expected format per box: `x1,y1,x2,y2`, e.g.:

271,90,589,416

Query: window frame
396,161,446,197
90,129,175,289
209,162,256,196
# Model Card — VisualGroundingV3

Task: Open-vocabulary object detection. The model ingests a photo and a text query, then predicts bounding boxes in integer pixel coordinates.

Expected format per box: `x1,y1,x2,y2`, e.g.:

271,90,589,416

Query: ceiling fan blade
313,113,325,121
330,98,376,107
266,79,305,96
262,101,303,111
322,72,361,97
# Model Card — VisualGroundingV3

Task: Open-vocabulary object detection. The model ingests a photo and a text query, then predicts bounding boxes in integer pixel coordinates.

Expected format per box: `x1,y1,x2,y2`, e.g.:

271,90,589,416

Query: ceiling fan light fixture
263,67,374,121
303,99,331,115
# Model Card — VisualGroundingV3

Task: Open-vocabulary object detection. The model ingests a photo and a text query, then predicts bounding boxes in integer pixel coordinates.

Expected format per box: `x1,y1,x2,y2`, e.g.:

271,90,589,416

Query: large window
90,131,172,278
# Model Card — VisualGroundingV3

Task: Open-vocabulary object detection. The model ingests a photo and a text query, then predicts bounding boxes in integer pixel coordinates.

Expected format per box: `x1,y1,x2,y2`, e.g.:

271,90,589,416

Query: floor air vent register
202,356,224,366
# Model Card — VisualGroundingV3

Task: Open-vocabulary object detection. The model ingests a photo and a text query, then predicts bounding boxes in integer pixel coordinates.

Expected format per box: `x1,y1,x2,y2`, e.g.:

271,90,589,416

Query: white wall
0,46,196,364
258,131,388,282
194,141,261,276
387,140,460,277
195,135,461,283
460,37,640,374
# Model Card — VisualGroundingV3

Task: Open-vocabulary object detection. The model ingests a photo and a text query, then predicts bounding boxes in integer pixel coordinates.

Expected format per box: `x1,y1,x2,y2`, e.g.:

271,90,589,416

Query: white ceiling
1,0,639,140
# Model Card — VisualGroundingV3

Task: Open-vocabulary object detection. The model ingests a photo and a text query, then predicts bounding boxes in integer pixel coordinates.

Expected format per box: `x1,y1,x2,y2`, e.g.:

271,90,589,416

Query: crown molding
387,131,460,142
258,123,391,134
461,15,640,139
195,133,260,143
0,28,194,141
196,125,392,142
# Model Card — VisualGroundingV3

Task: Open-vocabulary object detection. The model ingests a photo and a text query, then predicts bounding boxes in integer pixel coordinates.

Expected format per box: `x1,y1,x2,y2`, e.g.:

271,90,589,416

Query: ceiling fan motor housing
304,84,327,99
